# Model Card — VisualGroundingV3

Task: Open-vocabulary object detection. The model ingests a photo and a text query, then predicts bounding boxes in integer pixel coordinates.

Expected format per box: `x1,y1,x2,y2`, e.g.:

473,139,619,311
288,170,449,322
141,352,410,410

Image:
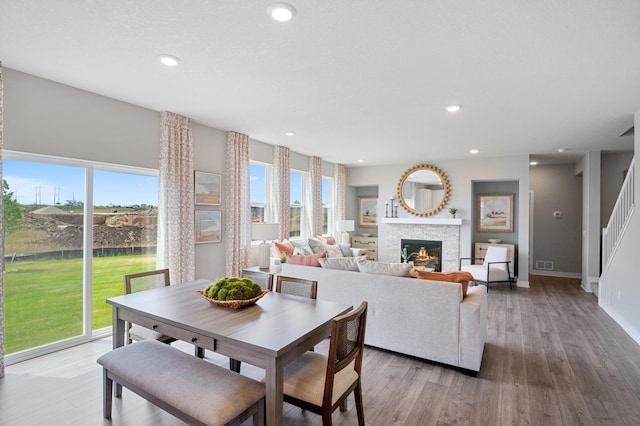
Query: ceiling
1,1,638,167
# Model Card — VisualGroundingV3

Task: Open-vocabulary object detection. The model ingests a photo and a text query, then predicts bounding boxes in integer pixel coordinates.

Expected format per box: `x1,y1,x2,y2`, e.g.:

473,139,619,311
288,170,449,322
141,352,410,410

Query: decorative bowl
196,290,269,309
488,239,502,244
361,233,371,237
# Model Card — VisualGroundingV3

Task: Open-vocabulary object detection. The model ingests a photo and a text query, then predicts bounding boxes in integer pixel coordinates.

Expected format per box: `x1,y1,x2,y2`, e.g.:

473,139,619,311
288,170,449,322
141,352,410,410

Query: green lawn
3,254,156,354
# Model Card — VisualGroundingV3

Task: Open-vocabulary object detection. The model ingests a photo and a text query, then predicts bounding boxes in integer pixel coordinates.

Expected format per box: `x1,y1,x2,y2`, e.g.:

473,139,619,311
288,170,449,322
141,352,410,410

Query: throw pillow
307,238,327,254
285,252,327,267
338,244,353,257
324,244,345,258
316,235,337,245
414,270,477,297
273,239,294,256
291,239,314,255
356,259,412,277
319,257,359,271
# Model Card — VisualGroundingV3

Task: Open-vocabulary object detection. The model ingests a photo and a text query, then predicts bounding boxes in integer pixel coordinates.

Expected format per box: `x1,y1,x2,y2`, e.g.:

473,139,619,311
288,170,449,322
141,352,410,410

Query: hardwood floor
2,275,640,425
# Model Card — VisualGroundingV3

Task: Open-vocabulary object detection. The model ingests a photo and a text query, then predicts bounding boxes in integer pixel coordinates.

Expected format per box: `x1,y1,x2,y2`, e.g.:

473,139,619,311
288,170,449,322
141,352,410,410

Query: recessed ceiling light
557,148,568,153
470,149,479,154
267,3,297,22
284,131,295,136
158,54,180,67
530,161,538,166
445,105,461,112
357,159,364,163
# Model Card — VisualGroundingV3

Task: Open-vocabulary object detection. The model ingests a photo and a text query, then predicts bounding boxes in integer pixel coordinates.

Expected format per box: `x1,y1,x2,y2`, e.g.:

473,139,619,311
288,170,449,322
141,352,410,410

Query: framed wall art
194,171,221,205
358,196,378,228
195,210,221,243
477,193,514,232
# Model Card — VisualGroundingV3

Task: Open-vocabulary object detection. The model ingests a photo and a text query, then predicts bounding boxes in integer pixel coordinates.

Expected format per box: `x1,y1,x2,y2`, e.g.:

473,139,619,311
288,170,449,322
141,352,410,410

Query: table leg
112,306,125,397
265,356,284,425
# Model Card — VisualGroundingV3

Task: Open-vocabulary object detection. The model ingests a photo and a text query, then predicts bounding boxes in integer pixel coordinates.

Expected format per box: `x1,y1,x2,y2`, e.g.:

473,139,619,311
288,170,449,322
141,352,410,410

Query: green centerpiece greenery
203,277,263,301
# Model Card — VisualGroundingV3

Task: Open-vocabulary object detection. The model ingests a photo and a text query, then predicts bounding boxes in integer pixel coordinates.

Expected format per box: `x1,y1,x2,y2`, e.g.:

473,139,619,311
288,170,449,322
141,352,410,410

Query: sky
3,159,159,206
5,160,327,207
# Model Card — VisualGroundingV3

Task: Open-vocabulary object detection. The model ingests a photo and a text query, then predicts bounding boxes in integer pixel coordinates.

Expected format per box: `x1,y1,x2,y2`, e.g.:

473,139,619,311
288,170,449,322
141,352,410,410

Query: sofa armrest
458,285,488,372
349,248,365,257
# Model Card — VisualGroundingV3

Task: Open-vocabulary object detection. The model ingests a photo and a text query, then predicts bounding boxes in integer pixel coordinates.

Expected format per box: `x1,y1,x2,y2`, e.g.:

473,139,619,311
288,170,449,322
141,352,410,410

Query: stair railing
602,157,635,273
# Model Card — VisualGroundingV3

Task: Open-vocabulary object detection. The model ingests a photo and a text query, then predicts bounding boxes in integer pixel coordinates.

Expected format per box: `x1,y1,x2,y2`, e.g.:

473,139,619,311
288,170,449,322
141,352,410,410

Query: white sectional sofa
280,263,488,374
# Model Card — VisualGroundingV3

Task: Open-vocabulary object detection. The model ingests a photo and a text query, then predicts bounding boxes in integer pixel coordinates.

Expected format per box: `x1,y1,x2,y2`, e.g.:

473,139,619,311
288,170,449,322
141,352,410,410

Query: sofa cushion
286,252,327,267
324,244,344,258
307,238,327,254
273,240,294,256
315,235,337,245
291,240,314,255
356,259,412,277
318,257,360,271
415,270,476,297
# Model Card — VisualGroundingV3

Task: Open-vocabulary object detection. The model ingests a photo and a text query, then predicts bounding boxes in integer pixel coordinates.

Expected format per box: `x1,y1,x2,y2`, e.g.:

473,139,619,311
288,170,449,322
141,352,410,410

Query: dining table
106,278,352,425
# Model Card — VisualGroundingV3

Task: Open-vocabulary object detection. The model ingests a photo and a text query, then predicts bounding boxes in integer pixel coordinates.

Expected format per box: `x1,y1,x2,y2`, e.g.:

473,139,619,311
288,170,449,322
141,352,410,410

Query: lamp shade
335,220,355,233
251,223,279,241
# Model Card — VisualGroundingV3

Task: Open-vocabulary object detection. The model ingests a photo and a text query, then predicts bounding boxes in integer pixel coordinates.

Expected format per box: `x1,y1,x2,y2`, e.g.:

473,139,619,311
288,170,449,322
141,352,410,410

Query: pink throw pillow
285,252,327,267
274,239,294,256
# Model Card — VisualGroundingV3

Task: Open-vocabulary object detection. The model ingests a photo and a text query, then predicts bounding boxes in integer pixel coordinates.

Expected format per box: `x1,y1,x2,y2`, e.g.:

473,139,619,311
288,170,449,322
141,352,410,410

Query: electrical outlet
553,211,562,218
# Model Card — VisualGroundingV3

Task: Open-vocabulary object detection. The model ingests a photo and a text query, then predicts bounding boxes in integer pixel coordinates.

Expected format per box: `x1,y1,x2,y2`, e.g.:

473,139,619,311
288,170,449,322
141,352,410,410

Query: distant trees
3,179,25,233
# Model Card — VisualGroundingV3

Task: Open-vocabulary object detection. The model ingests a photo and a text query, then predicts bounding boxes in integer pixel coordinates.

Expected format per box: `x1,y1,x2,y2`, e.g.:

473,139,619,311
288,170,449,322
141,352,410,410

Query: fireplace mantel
381,217,462,226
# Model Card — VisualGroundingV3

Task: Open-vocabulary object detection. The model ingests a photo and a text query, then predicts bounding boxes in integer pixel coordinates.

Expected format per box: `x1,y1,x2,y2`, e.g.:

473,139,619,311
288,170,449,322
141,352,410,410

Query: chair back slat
241,270,274,291
124,269,170,294
329,301,368,374
275,276,318,299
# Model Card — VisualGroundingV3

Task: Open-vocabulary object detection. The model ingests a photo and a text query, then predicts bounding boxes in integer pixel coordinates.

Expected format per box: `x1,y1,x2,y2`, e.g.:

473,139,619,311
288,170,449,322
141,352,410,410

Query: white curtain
309,156,323,236
0,61,5,377
224,131,251,276
268,145,290,240
157,111,195,284
334,163,347,222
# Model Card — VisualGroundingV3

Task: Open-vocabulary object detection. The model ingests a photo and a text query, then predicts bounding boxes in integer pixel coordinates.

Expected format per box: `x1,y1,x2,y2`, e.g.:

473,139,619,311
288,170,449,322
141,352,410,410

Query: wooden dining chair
240,269,274,291
281,301,368,425
124,269,175,345
275,275,318,299
124,269,204,358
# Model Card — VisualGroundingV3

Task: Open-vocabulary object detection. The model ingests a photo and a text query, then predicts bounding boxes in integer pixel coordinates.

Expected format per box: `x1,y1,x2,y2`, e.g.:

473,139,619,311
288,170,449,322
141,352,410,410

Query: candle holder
384,201,389,218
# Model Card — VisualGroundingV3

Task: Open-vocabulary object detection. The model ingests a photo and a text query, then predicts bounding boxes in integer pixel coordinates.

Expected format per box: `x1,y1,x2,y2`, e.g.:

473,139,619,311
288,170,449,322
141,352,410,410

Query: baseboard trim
530,270,582,279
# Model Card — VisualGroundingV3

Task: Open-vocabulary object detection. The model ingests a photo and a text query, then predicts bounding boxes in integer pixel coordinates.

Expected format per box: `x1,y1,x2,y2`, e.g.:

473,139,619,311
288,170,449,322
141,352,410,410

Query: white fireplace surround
380,221,461,272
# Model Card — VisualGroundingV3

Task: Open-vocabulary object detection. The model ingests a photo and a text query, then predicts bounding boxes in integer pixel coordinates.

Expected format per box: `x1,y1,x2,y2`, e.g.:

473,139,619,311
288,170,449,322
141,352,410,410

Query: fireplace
401,239,442,272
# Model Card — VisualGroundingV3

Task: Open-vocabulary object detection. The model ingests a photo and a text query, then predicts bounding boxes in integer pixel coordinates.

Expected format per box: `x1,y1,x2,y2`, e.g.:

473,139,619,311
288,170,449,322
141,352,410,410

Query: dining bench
97,339,265,426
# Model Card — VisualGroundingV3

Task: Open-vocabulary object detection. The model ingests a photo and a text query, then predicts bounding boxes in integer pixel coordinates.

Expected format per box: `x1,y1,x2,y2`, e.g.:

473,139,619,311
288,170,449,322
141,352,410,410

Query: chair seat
460,264,510,282
283,352,359,407
129,324,174,342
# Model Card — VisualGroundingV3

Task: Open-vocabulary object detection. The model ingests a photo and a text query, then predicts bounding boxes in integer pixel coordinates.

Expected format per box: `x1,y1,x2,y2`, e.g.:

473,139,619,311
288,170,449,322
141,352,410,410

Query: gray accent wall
529,163,583,276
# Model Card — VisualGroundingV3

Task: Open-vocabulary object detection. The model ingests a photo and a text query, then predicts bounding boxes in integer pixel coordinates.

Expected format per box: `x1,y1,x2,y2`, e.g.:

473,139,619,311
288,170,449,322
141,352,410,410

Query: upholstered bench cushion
97,340,264,425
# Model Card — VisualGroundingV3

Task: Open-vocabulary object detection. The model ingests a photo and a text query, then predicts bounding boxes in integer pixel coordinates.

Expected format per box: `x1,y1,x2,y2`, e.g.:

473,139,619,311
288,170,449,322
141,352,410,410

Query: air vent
536,260,554,270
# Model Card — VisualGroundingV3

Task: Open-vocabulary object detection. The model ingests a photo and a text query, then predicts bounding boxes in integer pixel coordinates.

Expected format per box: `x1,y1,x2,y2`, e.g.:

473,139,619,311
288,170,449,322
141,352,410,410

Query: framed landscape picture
477,193,514,232
358,196,378,227
195,210,221,243
194,171,221,205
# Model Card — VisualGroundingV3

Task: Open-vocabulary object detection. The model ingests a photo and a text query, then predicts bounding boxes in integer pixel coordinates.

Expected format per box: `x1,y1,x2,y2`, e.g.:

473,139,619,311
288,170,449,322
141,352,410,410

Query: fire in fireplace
401,239,442,272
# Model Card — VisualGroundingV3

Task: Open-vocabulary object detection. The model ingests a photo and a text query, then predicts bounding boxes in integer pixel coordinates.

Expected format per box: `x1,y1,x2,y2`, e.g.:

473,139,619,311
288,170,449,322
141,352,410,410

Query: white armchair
459,246,514,290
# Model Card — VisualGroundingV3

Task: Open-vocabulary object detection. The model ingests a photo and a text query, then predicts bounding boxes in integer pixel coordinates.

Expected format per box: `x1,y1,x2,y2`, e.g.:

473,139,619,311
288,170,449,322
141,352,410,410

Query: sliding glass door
2,153,158,362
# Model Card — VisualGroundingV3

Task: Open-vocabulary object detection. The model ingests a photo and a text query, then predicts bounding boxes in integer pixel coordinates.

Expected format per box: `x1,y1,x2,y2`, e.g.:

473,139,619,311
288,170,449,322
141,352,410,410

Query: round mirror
396,164,450,216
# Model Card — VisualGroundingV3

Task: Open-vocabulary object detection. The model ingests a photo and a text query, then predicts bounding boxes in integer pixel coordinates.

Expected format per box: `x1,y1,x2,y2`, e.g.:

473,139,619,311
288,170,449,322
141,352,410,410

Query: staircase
601,157,635,281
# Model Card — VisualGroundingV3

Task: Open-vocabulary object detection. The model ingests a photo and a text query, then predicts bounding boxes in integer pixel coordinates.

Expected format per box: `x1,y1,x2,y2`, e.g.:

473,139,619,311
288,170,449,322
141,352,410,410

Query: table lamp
251,223,279,269
335,219,355,245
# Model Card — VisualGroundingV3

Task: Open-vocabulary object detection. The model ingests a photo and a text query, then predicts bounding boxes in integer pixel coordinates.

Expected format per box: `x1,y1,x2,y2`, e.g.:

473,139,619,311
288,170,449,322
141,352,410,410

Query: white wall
347,155,531,286
599,110,640,345
576,152,601,292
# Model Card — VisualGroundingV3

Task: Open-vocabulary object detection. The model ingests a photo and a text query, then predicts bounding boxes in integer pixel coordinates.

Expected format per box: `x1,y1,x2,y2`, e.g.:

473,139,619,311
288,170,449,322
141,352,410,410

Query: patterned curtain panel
0,61,5,377
157,111,195,284
334,163,346,223
269,145,290,240
224,131,251,276
309,156,323,236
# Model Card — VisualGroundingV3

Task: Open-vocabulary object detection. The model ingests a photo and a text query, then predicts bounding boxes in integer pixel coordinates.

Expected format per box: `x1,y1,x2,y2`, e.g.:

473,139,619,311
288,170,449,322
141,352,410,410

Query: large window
290,171,304,238
3,152,158,363
250,162,267,223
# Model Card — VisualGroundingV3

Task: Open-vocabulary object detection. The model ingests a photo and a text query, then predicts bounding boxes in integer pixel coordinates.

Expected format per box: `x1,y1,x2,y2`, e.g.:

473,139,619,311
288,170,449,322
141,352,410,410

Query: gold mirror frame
396,164,451,217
